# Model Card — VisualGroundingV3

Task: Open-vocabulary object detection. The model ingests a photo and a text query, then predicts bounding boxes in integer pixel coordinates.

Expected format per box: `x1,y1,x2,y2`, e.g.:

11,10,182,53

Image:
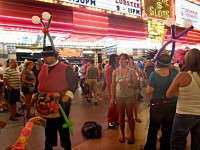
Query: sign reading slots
58,0,141,17
144,0,172,20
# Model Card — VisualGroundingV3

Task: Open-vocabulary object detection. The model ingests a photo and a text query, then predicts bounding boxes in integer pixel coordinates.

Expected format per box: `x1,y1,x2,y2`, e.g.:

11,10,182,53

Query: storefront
0,0,199,63
0,0,149,62
142,0,200,51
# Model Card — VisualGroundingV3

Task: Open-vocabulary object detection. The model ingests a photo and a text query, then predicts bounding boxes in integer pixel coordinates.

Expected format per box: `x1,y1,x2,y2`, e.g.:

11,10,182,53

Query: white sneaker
108,122,114,127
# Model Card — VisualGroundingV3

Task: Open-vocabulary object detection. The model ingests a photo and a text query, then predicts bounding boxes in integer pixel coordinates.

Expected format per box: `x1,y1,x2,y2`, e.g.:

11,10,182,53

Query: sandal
15,113,24,117
119,137,125,143
128,138,135,144
135,118,142,123
9,116,18,121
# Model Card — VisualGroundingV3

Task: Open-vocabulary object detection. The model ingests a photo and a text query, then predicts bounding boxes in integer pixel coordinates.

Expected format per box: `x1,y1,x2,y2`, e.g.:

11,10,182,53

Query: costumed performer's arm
62,67,78,103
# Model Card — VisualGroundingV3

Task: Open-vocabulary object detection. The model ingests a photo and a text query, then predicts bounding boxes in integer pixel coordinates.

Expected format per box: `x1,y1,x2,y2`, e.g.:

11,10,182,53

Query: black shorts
0,82,4,94
8,89,20,105
22,86,30,95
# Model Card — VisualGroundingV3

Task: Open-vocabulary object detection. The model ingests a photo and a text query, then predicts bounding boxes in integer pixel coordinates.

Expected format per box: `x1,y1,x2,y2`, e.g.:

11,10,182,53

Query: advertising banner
58,0,141,16
176,0,200,29
58,48,83,57
102,45,117,57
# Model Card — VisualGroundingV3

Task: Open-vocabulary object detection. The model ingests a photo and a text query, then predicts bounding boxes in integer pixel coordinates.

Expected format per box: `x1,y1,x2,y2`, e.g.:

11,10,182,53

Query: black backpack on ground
82,121,102,139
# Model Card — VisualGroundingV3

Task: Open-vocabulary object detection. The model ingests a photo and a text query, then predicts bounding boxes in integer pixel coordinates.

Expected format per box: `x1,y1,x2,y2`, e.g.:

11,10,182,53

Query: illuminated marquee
58,0,141,16
63,0,96,6
144,0,172,20
176,0,200,29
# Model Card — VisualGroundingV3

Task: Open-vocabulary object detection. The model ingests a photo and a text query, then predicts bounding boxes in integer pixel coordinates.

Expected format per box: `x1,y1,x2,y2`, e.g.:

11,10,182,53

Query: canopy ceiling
0,0,147,43
0,0,199,45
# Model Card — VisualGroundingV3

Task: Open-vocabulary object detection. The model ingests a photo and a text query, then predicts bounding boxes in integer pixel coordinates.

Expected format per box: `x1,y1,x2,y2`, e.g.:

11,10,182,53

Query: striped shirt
3,67,21,90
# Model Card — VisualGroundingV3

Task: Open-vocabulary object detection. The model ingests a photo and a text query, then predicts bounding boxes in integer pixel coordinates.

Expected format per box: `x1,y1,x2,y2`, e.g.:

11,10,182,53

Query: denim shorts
116,95,134,104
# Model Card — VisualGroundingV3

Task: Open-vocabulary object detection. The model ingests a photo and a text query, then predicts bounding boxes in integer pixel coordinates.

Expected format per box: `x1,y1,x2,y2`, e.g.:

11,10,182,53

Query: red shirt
84,62,92,73
106,65,115,89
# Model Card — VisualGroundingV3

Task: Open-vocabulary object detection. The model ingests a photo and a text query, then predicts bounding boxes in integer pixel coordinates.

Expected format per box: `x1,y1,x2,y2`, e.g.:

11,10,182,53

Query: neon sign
58,0,141,16
176,0,200,29
144,0,172,20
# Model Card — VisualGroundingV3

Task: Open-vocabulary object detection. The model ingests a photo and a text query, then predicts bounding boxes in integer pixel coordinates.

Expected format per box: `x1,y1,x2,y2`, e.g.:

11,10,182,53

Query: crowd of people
77,48,200,150
0,47,200,150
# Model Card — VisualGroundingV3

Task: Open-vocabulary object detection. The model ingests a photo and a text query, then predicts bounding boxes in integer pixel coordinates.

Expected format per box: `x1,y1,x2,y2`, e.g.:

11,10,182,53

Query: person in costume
31,12,78,150
36,46,78,150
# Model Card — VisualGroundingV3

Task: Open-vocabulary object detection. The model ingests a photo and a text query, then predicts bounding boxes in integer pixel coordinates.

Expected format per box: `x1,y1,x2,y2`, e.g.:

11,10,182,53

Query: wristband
65,91,74,99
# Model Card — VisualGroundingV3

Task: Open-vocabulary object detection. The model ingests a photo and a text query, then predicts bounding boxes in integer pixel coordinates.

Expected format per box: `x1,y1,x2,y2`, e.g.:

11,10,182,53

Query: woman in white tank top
167,48,200,150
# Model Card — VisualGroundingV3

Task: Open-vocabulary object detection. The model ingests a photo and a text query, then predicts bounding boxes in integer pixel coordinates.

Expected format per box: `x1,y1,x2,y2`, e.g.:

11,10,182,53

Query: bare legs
25,94,34,118
98,82,104,101
134,92,142,122
126,104,135,140
117,104,126,139
117,102,135,142
9,103,17,117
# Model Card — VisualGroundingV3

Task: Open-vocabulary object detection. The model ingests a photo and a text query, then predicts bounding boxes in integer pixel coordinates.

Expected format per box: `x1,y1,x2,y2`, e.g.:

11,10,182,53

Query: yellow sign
144,0,172,20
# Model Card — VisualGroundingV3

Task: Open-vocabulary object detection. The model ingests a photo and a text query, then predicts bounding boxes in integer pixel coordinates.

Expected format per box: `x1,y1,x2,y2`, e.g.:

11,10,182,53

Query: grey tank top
115,68,134,97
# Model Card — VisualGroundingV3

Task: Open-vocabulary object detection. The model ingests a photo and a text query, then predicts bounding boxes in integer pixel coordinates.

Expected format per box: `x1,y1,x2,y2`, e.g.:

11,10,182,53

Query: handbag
82,121,102,139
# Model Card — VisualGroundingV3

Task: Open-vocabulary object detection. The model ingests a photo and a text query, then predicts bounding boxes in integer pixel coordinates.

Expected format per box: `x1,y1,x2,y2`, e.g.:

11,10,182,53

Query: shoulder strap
164,69,171,92
191,73,200,88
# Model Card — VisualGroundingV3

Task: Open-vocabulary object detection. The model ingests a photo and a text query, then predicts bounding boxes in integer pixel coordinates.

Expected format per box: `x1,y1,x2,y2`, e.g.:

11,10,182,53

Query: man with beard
36,46,78,150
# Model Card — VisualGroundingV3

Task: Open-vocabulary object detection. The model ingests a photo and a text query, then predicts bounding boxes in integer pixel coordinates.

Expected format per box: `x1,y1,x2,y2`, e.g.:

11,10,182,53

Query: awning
0,0,148,42
108,14,148,39
70,7,108,41
0,0,73,34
